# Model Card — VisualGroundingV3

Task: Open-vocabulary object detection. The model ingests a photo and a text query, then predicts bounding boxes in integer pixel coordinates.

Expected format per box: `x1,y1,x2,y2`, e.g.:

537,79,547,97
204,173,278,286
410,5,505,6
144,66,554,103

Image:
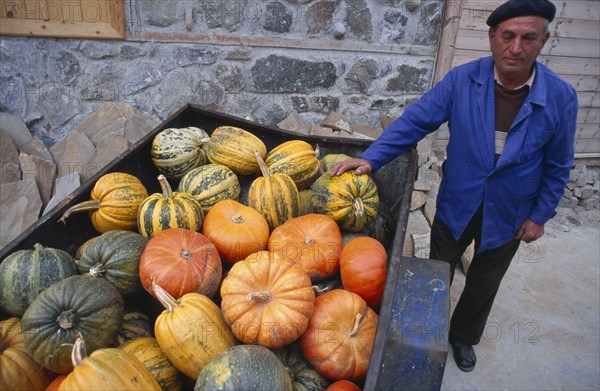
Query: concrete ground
441,207,600,391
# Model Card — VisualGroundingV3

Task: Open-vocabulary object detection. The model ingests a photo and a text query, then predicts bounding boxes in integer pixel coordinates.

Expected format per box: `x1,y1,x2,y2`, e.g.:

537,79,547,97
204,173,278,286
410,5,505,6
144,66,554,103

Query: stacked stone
560,165,600,211
0,104,159,250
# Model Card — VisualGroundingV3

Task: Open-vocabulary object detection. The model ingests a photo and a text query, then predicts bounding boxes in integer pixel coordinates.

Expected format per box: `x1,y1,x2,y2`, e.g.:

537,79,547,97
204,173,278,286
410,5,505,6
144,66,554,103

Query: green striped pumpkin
248,152,300,230
318,153,351,175
117,311,154,345
0,243,77,316
311,171,379,232
265,140,320,189
75,230,148,297
205,126,267,175
178,163,241,214
151,127,209,179
119,337,181,391
137,175,204,238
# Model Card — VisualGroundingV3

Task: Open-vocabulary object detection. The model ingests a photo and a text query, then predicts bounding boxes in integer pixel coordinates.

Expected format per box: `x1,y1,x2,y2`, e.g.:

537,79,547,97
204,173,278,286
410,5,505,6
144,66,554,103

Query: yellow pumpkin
265,140,320,189
137,175,204,238
205,126,267,175
60,334,161,390
0,317,49,391
59,172,148,233
248,152,300,230
119,337,181,391
152,281,237,379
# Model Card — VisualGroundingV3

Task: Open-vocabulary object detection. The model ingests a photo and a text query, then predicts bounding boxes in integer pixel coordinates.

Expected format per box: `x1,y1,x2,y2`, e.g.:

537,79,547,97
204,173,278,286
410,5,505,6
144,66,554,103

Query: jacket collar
470,57,547,107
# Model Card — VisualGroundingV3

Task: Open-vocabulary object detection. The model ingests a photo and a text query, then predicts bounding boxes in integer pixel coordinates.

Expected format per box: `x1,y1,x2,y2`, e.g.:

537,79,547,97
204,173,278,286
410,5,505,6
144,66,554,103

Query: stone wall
0,0,444,148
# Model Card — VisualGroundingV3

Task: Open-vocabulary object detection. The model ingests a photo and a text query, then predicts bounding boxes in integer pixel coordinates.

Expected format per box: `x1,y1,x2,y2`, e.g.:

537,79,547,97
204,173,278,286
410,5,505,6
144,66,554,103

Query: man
330,0,577,372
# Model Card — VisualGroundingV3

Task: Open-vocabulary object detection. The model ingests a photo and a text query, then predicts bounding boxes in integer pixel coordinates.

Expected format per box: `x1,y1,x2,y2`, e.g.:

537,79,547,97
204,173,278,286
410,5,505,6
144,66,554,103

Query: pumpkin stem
181,249,193,259
58,200,101,224
33,243,44,256
152,280,180,312
255,151,271,178
231,214,244,224
71,333,87,367
200,137,211,145
315,144,320,158
305,236,314,245
88,264,104,277
312,285,328,296
353,197,365,217
247,291,272,304
348,312,363,337
57,310,77,329
157,175,174,199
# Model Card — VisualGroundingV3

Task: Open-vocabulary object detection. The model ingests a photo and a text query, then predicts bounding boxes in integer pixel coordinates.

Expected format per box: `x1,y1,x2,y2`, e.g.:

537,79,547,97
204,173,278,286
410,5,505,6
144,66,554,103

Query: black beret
486,0,557,27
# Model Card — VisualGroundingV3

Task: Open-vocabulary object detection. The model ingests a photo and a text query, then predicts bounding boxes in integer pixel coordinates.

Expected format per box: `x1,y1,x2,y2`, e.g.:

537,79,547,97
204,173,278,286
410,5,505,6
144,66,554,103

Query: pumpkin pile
0,124,395,391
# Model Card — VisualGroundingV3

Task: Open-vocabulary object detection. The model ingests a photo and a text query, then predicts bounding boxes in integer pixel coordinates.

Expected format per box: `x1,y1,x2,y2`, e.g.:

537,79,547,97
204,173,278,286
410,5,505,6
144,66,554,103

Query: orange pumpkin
45,376,66,391
220,251,315,349
202,200,270,264
1,317,50,391
326,380,362,391
300,289,378,382
340,237,387,307
139,228,222,300
268,213,342,281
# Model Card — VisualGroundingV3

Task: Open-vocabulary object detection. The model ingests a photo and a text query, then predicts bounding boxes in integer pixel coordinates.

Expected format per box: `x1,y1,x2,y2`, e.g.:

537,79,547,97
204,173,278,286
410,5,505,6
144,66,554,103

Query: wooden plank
562,75,600,93
578,108,600,124
463,0,600,21
434,0,465,83
576,123,600,139
0,0,124,39
455,31,600,59
452,50,600,76
577,92,600,108
575,138,600,154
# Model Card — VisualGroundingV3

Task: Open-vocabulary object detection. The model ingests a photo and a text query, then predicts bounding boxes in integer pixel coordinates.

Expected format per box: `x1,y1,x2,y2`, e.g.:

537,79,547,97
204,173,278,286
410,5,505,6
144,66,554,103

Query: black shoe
450,340,476,372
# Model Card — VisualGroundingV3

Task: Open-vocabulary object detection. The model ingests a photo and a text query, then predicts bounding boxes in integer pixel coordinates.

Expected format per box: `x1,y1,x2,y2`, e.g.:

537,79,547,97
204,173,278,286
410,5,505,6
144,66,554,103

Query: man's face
489,16,550,84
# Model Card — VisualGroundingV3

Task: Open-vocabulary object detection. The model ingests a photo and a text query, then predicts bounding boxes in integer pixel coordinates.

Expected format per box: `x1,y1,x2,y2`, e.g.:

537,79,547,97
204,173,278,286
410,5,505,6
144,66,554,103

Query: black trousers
430,206,521,345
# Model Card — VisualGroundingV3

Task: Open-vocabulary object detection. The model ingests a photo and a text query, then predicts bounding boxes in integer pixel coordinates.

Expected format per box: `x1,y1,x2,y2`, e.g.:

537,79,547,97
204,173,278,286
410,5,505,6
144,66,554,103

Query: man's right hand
329,158,373,176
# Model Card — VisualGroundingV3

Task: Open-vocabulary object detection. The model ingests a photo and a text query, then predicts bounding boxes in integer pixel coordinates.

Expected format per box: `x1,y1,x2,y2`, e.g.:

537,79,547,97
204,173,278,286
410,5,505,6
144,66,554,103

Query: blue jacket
361,56,578,252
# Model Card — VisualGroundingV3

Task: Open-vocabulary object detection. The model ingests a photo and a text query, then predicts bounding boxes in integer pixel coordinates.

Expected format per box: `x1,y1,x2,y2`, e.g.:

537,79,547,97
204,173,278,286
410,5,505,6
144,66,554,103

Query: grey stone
125,114,161,145
19,153,56,206
174,46,218,67
291,96,339,114
345,59,378,94
142,0,178,27
382,10,408,42
185,3,193,31
193,79,225,109
345,0,372,41
20,136,53,162
81,66,120,101
309,125,345,138
412,232,430,259
460,241,475,275
251,55,336,93
226,49,252,61
265,2,293,33
0,112,33,149
558,196,578,208
370,98,397,110
321,112,352,134
0,75,25,116
414,1,443,46
1,130,22,185
122,61,165,96
149,68,194,118
56,131,95,182
47,51,81,84
201,0,247,31
86,136,129,179
120,44,146,59
410,190,427,211
80,42,119,59
380,111,397,129
333,22,345,39
36,83,82,137
351,123,379,139
573,187,583,198
386,64,429,93
251,103,287,127
216,65,244,92
414,180,432,192
405,0,420,12
43,173,81,216
403,209,430,257
278,110,310,134
306,0,339,34
578,198,599,211
581,185,595,200
0,179,42,251
424,198,436,226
